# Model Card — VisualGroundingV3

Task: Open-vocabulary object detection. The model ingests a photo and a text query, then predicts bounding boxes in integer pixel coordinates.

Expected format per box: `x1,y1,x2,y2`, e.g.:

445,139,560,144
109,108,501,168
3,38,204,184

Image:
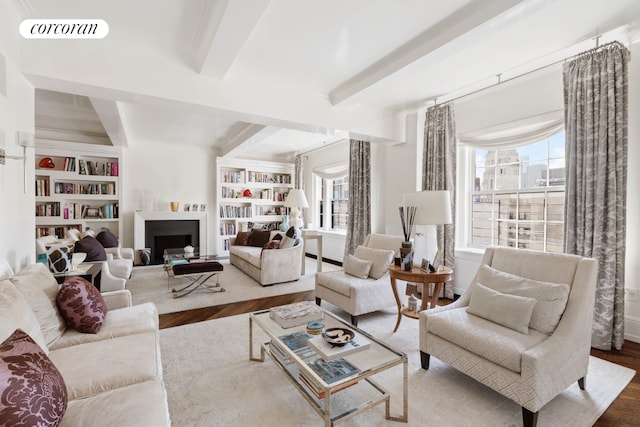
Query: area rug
159,308,635,427
127,259,340,314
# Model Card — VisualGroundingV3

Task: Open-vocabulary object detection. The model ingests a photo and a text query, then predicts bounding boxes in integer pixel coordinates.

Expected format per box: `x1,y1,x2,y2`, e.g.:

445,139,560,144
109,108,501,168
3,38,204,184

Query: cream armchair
419,247,598,427
315,233,403,326
99,260,127,292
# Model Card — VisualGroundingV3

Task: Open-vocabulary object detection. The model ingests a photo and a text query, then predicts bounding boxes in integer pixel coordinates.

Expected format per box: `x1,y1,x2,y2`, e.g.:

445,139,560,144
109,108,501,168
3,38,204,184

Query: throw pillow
73,236,107,262
235,231,251,246
476,265,571,334
96,230,119,248
248,229,271,247
56,277,107,334
272,233,283,241
343,254,373,279
262,240,281,250
467,283,536,334
354,246,395,279
0,329,67,426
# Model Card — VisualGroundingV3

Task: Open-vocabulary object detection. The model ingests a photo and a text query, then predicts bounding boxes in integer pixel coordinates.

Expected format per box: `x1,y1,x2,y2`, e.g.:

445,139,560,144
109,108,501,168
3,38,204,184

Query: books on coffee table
269,301,324,328
307,334,370,361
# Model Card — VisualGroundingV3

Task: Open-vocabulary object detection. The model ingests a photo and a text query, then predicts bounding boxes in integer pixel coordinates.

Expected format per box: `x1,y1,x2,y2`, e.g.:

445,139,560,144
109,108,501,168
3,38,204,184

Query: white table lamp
402,191,452,266
284,189,309,228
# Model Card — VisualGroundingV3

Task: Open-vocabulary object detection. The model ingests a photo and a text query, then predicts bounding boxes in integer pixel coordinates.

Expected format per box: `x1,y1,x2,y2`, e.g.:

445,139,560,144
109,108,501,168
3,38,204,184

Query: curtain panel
344,139,371,257
563,41,629,351
294,154,303,190
423,103,457,299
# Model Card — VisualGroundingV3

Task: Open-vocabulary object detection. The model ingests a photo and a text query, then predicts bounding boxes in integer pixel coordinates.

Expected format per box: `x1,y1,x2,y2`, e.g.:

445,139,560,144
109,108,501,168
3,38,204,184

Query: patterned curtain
422,103,457,299
563,41,629,351
294,154,303,190
344,139,371,257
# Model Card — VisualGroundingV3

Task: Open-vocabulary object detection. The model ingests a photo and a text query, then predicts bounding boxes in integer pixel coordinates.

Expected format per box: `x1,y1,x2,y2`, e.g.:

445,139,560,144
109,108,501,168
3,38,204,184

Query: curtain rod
298,138,348,157
428,39,625,108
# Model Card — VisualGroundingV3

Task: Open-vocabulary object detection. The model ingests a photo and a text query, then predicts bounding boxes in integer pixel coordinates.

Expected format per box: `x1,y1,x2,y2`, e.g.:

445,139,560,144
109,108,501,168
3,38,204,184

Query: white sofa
315,233,403,326
230,231,304,286
0,261,170,426
419,247,598,427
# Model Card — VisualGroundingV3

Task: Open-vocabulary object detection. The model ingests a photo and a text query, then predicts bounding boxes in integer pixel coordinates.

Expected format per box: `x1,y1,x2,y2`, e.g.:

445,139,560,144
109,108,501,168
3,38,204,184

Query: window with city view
318,175,349,231
471,131,565,252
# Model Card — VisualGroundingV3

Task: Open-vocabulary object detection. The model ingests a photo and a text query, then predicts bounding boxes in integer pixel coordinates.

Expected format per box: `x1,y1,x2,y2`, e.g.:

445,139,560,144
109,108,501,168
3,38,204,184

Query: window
470,131,565,252
317,175,349,231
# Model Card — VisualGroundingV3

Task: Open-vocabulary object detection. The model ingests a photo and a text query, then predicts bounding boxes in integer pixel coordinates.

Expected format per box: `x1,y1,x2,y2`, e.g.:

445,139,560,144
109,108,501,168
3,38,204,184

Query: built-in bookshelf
216,157,294,255
34,144,122,240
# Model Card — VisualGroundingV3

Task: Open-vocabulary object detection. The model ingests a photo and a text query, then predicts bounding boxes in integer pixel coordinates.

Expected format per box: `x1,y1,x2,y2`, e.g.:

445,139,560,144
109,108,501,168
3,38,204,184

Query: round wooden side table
388,264,453,332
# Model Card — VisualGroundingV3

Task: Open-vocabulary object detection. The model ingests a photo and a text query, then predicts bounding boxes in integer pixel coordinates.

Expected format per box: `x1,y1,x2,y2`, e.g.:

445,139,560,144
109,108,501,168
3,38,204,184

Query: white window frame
314,174,349,233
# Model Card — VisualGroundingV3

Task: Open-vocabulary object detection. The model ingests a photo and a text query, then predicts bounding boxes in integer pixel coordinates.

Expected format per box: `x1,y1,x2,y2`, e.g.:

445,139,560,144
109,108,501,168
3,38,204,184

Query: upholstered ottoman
170,261,224,298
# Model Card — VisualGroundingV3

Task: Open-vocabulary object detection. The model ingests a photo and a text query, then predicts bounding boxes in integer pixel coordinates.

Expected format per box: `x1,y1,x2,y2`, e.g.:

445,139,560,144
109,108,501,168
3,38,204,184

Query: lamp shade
402,191,452,225
284,189,309,208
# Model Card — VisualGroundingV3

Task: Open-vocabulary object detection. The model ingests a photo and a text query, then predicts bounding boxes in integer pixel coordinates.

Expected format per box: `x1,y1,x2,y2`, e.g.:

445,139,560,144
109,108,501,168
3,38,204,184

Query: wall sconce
2,131,35,193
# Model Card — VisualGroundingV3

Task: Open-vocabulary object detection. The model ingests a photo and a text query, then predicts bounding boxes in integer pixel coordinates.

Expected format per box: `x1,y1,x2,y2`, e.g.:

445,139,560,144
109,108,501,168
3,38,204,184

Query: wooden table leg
430,282,444,310
390,276,402,332
420,280,430,311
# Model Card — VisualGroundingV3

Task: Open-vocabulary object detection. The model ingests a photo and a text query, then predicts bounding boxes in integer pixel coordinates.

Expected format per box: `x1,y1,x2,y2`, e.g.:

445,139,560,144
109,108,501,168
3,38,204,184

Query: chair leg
350,315,358,327
420,351,430,370
522,407,538,427
578,376,586,390
315,297,321,306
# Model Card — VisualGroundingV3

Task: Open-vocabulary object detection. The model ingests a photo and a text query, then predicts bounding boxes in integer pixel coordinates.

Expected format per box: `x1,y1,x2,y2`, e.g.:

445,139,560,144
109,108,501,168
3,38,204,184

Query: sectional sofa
0,261,170,426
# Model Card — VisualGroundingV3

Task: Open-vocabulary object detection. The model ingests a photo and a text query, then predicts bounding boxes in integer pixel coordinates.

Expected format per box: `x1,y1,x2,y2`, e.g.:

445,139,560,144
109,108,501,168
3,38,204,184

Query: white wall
121,140,216,253
0,1,36,271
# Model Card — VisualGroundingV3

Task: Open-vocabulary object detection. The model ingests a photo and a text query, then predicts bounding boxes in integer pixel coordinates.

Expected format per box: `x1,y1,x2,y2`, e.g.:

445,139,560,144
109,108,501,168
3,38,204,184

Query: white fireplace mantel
134,211,208,254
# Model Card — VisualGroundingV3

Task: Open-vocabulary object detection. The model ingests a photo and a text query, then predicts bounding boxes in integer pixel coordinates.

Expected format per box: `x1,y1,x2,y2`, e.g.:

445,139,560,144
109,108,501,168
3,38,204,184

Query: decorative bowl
322,327,355,347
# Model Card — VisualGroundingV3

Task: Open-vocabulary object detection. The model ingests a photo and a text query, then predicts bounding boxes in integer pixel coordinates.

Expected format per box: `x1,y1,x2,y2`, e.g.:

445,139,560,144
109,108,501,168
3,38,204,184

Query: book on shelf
270,331,317,366
307,334,370,361
298,370,357,399
269,301,324,328
306,357,360,385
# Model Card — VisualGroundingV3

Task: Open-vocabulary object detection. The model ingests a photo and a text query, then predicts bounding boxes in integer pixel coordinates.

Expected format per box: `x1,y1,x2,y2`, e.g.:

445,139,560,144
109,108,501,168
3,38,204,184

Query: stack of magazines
269,301,324,328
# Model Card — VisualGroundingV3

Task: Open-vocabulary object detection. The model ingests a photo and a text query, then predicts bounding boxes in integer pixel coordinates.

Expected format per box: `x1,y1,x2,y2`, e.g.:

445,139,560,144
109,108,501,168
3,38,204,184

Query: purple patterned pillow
0,329,67,426
56,276,108,334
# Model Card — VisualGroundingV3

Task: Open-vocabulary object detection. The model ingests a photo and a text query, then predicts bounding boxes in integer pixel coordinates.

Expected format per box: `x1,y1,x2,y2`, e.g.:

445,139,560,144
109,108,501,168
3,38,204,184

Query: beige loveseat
420,247,598,427
0,261,170,426
315,233,403,326
230,231,304,286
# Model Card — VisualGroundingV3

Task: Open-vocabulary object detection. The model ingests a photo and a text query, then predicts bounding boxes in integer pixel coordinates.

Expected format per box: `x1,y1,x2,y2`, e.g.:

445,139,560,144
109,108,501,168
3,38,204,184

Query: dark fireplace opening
145,220,199,264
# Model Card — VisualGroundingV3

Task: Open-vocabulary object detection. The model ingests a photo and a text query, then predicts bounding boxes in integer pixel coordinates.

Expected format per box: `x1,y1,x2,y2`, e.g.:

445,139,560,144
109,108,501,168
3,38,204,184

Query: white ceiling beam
221,123,281,157
180,0,271,79
329,0,525,105
89,98,130,148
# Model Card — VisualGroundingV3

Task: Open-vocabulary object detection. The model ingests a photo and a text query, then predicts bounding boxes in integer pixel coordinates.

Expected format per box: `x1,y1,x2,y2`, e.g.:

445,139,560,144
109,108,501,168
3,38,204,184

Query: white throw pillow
476,265,570,335
354,246,395,279
279,235,294,249
467,283,536,334
343,255,373,279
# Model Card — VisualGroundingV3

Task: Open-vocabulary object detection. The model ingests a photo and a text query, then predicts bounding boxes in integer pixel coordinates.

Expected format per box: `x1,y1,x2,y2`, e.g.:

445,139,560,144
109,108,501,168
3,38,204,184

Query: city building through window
317,175,349,231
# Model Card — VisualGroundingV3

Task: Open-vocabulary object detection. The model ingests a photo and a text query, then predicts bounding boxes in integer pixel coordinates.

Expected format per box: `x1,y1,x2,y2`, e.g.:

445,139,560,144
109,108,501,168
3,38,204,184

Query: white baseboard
624,315,640,343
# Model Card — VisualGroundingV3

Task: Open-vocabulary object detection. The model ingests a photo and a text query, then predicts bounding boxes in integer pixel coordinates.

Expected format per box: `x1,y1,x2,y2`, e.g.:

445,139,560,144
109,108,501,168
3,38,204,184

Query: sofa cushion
427,307,548,373
343,255,372,279
0,280,49,354
49,302,159,351
10,263,67,347
74,236,107,262
49,331,162,401
248,229,271,247
477,265,571,334
96,230,119,248
57,277,108,334
235,231,251,246
354,246,394,279
467,283,536,334
0,329,67,426
230,245,263,269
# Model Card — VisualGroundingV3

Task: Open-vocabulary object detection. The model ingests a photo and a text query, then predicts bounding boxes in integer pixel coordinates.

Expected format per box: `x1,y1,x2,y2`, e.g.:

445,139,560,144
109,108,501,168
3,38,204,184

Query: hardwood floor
159,294,639,425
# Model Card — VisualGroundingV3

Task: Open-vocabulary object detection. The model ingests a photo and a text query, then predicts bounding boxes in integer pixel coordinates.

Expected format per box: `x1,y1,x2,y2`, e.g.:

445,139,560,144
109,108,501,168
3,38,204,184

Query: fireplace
134,211,208,264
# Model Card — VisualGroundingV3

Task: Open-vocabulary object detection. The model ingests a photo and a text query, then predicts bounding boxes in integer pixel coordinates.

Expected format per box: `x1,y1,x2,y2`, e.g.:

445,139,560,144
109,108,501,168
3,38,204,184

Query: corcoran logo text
20,19,109,39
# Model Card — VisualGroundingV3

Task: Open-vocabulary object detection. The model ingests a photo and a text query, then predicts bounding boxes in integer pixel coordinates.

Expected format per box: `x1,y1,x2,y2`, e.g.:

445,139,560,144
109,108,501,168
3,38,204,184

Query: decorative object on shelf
322,327,355,346
306,321,324,335
184,204,190,212
399,241,414,271
192,204,198,212
279,214,289,232
432,249,444,272
38,157,55,168
243,189,252,197
170,201,179,212
183,245,194,254
200,204,206,211
408,294,418,312
284,189,309,228
401,191,453,267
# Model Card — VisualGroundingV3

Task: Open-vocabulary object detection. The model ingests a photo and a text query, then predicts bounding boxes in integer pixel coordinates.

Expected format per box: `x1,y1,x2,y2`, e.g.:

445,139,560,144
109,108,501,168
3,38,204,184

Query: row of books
219,223,236,236
219,205,252,218
62,157,76,172
36,202,60,217
36,226,80,239
35,178,50,196
222,170,245,184
54,182,116,195
60,203,119,220
247,171,291,184
78,160,119,176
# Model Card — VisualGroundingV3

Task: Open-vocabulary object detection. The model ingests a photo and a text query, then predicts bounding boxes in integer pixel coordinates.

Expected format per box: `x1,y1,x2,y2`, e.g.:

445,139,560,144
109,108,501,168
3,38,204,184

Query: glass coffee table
163,249,228,298
249,307,408,426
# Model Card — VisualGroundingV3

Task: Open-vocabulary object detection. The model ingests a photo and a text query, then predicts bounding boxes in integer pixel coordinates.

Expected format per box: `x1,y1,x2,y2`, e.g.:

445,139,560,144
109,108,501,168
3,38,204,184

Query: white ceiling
17,0,640,161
